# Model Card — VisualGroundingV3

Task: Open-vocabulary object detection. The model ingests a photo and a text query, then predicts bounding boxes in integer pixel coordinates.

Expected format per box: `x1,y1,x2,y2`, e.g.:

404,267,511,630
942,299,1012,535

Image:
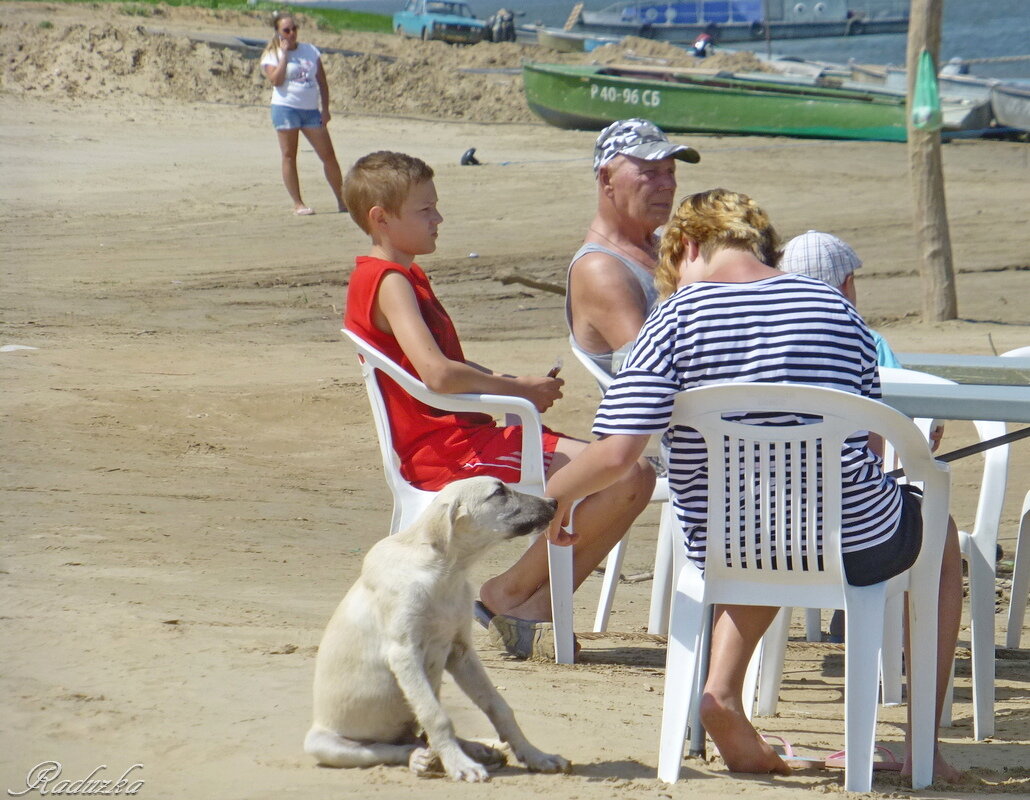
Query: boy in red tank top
342,151,654,661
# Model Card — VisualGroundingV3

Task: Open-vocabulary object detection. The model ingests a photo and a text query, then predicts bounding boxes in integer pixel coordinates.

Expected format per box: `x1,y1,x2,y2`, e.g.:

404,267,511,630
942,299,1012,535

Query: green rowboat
522,62,987,142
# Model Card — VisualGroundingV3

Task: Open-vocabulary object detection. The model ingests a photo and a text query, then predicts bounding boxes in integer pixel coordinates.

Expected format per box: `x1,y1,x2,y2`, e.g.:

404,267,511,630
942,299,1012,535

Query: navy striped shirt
593,274,903,569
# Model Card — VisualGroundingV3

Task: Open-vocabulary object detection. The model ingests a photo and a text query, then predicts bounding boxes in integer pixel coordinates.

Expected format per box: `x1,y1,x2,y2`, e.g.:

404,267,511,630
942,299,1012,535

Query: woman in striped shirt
544,189,962,781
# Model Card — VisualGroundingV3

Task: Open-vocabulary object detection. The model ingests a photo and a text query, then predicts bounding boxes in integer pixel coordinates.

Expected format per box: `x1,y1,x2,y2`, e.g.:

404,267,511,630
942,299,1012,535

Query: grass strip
22,0,393,33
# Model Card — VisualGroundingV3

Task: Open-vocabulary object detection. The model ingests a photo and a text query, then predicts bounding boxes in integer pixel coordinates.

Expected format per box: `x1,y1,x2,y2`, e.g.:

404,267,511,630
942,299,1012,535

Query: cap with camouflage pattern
593,118,700,175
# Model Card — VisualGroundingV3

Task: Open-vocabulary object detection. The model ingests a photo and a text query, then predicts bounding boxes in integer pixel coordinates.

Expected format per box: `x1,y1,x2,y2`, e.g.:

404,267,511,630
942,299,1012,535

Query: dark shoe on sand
488,614,555,661
487,614,580,661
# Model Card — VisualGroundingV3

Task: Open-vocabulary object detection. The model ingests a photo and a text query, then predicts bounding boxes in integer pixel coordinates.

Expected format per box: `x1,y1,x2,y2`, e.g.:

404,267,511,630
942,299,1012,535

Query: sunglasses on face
279,26,297,33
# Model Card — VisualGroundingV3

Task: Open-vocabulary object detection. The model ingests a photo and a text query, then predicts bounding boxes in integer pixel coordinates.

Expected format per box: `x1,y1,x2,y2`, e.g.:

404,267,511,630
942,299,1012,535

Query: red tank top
344,256,496,484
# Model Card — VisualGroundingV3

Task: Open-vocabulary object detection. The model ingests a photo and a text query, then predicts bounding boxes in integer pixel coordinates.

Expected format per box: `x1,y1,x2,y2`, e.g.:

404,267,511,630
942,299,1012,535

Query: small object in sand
460,147,481,166
824,745,903,771
468,252,479,258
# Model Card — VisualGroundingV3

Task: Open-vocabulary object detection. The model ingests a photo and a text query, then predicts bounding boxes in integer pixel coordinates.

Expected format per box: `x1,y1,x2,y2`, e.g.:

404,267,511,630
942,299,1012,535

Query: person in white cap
782,230,940,644
566,118,701,377
780,230,902,369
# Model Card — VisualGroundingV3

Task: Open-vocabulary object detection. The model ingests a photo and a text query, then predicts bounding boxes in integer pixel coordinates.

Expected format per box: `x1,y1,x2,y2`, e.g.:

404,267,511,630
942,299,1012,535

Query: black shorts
842,484,923,587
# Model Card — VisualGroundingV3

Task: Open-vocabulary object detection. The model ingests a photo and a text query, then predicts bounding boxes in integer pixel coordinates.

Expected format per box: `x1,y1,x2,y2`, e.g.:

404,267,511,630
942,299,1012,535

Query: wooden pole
906,0,958,321
763,0,771,58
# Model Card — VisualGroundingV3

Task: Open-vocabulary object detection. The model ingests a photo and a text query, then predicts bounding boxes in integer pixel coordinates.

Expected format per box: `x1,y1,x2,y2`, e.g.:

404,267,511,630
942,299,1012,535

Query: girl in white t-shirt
260,12,346,216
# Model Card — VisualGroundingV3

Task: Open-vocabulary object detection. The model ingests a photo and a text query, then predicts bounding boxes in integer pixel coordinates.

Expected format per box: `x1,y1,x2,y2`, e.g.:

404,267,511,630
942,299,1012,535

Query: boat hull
523,62,911,141
575,15,907,43
535,26,619,53
991,84,1030,130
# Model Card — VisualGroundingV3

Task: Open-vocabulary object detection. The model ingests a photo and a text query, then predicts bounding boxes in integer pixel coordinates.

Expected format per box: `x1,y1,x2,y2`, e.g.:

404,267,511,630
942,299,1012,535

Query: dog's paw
408,747,445,778
460,739,508,771
445,759,492,783
412,746,492,782
518,748,572,774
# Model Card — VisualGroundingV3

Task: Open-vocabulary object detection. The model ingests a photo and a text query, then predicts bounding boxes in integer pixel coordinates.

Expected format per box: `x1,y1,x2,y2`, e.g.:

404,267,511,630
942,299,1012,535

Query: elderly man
566,118,701,376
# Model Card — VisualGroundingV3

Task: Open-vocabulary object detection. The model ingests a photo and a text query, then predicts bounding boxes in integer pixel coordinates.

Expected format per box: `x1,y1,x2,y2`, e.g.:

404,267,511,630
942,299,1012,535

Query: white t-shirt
260,42,322,110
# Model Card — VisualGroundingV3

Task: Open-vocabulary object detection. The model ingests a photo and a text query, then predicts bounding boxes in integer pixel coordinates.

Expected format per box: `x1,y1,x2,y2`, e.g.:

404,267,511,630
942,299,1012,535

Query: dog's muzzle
506,496,558,538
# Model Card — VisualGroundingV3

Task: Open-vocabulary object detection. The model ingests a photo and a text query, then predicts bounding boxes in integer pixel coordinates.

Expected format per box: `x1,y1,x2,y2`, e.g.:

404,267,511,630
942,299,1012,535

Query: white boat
991,83,1030,130
571,0,909,44
851,61,1030,129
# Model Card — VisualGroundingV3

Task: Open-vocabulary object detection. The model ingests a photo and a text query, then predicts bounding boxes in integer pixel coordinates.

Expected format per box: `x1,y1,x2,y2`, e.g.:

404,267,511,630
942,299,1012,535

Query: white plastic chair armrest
344,329,546,489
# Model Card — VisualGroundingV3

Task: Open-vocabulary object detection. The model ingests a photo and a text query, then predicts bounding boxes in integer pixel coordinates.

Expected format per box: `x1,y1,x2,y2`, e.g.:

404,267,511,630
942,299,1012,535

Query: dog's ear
424,496,467,553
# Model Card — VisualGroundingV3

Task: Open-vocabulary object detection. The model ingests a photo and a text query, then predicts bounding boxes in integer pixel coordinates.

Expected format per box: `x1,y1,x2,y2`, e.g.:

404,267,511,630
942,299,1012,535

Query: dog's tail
304,725,416,768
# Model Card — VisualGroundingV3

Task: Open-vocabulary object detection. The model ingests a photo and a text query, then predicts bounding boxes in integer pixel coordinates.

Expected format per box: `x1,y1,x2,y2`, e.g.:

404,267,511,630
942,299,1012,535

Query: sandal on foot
824,745,903,771
488,614,580,661
473,600,495,630
760,734,829,770
294,206,315,216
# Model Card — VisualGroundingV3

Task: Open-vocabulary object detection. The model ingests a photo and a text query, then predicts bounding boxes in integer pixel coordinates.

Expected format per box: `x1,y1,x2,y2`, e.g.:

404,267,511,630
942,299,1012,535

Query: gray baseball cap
781,230,862,288
593,118,700,175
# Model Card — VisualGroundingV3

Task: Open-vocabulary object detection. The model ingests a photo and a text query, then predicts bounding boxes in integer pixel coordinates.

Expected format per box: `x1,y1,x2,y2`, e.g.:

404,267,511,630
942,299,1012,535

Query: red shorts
402,424,566,491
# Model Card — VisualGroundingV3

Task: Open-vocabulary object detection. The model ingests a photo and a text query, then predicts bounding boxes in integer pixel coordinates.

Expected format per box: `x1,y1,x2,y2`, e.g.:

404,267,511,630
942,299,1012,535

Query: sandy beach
2,3,1029,798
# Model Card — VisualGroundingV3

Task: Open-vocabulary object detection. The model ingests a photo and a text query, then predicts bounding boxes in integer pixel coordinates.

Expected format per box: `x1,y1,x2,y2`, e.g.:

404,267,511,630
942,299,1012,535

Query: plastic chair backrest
343,328,546,532
668,383,941,607
568,334,614,394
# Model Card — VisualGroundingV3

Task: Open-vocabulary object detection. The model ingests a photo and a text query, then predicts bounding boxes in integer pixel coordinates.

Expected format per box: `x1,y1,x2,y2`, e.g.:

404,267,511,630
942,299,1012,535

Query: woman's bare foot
901,749,965,783
699,694,791,775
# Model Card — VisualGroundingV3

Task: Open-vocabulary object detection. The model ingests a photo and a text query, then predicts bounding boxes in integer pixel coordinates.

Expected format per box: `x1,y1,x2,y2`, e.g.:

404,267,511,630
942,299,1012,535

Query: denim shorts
842,484,923,587
270,105,322,130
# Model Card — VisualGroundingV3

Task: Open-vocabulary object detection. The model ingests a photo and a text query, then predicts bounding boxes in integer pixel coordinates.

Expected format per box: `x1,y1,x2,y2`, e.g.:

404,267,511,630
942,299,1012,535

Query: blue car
393,0,487,44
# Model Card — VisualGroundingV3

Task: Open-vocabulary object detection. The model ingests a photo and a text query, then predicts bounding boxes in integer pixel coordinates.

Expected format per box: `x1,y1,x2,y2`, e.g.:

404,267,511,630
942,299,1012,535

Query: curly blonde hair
655,188,782,299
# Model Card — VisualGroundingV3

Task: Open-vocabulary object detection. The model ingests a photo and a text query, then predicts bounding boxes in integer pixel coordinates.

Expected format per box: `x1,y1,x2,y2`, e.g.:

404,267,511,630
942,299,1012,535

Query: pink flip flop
760,734,829,770
824,745,903,771
294,207,315,216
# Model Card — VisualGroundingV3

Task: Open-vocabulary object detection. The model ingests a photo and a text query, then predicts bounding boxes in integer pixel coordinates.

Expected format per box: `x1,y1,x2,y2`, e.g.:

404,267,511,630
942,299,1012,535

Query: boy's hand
516,375,563,413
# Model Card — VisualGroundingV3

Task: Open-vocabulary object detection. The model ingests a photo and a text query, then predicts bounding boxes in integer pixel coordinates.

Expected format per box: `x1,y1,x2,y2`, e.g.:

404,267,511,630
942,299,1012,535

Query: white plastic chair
1005,491,1030,649
343,328,576,664
568,336,680,634
1001,346,1030,649
757,367,1009,740
657,383,948,792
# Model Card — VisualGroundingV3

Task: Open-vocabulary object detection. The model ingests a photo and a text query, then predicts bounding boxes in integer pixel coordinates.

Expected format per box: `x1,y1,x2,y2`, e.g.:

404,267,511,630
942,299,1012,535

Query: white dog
304,477,571,781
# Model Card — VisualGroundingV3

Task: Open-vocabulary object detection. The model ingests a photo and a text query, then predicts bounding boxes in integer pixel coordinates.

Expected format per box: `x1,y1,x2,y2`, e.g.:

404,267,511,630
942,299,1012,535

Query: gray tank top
565,242,660,376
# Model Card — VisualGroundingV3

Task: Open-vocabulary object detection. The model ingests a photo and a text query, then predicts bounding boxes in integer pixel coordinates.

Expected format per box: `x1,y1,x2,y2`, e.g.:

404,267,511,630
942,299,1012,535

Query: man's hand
545,502,579,547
